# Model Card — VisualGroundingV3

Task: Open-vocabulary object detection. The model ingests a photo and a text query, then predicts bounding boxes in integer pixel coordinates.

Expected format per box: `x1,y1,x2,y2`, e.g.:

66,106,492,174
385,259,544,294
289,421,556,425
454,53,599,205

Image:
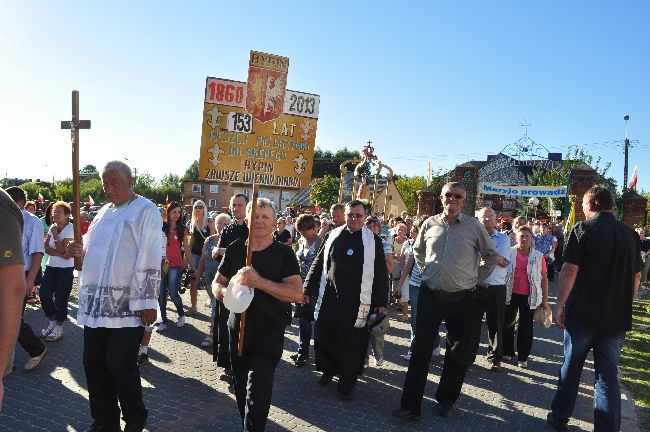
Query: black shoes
392,409,421,422
136,353,149,367
438,403,453,418
294,357,308,367
318,373,333,386
84,422,121,432
546,412,569,431
338,390,353,401
220,369,233,382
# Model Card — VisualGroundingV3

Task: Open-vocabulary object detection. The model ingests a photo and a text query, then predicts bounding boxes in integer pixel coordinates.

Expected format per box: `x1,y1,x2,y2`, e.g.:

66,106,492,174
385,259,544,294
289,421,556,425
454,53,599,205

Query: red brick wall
623,195,647,228
569,168,596,222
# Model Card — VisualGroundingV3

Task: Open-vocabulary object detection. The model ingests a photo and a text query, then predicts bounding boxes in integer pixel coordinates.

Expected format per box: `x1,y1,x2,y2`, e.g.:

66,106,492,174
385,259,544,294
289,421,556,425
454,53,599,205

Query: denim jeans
550,321,625,432
40,266,75,322
158,266,184,322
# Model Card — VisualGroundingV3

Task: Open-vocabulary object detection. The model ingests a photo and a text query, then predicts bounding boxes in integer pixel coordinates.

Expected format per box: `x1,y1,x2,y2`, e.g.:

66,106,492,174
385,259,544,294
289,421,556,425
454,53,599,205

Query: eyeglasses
195,206,205,210
347,213,366,219
444,192,464,200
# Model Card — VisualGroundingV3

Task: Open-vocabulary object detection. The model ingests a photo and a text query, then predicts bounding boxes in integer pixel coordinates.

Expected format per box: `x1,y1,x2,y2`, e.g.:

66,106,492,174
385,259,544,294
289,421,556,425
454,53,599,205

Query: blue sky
2,1,649,191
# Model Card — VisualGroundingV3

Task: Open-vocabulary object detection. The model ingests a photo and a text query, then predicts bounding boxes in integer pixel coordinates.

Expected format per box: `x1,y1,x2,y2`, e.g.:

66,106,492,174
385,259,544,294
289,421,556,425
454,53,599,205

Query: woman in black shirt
188,200,215,314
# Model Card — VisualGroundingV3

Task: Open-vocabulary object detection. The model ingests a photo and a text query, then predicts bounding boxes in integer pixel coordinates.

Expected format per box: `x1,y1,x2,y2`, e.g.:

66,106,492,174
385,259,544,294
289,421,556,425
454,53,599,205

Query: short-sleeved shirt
512,249,547,295
0,188,24,267
217,220,249,250
165,227,188,267
401,239,423,287
563,212,642,331
46,223,74,268
273,229,292,244
534,233,556,255
21,208,45,271
219,239,300,357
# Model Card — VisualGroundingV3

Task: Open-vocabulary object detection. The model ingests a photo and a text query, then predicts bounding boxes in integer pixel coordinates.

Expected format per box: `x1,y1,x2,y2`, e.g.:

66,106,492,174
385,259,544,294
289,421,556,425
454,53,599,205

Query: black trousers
83,326,147,428
213,300,231,370
471,284,506,363
231,352,280,432
18,294,45,358
503,293,534,362
400,286,482,414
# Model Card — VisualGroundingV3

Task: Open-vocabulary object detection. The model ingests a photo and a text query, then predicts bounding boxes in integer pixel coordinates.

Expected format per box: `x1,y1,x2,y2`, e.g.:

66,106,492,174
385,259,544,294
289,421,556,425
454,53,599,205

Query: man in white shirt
68,161,161,432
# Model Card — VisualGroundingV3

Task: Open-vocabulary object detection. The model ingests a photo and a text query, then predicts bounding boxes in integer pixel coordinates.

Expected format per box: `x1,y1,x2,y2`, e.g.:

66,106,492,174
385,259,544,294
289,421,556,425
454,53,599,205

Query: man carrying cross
67,161,162,432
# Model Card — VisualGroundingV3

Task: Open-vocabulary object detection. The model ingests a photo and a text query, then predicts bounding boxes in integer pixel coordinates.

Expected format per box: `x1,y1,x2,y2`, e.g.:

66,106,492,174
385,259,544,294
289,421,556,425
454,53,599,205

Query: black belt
430,287,474,302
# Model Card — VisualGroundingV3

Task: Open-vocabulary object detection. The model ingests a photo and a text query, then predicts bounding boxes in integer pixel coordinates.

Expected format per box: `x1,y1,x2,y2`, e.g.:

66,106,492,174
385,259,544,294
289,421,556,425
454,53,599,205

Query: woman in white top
40,201,75,342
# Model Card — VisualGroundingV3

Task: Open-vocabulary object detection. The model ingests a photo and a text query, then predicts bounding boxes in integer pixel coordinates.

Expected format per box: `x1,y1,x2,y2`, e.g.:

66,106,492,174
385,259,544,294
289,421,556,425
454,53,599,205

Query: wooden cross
61,90,91,270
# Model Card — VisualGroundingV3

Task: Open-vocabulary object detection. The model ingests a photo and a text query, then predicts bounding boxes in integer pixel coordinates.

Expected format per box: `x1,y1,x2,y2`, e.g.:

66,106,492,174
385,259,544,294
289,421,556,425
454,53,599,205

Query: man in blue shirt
473,207,510,371
535,224,557,281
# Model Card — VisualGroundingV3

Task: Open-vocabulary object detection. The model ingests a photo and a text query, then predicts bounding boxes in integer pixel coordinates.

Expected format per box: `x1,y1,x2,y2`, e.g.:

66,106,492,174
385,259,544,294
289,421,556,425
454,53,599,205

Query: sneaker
433,347,441,357
546,412,569,431
503,355,514,363
518,361,528,368
41,323,55,338
201,335,213,347
137,353,149,367
375,357,385,367
176,316,185,328
44,327,63,342
156,322,167,332
24,348,47,372
402,352,411,361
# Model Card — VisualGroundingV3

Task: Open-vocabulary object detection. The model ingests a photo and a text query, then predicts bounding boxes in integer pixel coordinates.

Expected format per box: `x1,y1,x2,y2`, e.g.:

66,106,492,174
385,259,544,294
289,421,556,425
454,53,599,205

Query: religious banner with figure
478,182,568,198
198,51,319,189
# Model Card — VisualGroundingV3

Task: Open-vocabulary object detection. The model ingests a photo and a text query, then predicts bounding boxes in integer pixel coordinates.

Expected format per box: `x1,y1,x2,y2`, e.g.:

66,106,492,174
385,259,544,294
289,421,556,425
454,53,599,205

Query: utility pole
623,115,630,193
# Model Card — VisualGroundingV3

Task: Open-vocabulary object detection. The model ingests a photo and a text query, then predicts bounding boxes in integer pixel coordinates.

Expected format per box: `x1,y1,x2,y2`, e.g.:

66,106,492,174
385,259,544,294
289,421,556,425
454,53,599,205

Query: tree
310,174,339,210
80,178,105,203
19,182,54,202
394,176,427,214
80,164,100,179
160,173,182,190
182,160,199,181
133,171,156,196
311,147,361,178
529,146,618,215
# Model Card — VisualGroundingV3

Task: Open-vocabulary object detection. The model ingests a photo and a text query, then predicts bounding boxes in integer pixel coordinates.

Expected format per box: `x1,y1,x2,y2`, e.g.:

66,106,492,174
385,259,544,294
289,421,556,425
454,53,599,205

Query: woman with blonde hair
188,200,215,314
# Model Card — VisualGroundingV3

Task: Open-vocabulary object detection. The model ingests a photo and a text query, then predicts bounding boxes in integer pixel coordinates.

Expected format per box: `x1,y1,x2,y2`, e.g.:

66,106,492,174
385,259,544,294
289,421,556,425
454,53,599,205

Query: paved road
1,279,640,431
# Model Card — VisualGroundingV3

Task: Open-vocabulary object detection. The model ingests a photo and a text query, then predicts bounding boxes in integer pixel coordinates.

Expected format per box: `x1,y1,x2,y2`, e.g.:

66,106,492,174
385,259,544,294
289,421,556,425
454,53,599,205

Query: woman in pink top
503,226,549,368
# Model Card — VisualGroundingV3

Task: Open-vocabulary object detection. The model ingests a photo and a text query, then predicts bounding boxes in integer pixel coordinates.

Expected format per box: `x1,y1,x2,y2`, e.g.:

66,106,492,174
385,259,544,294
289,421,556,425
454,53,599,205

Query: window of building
192,184,201,193
209,199,217,208
210,185,219,193
258,190,265,198
268,192,275,202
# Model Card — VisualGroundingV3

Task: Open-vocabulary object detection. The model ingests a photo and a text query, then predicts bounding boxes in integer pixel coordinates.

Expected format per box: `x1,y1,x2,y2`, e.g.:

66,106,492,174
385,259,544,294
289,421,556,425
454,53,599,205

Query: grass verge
621,288,650,431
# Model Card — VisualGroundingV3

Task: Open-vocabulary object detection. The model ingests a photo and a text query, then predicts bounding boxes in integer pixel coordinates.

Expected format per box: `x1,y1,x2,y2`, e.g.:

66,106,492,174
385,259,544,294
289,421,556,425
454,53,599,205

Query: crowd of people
0,163,644,432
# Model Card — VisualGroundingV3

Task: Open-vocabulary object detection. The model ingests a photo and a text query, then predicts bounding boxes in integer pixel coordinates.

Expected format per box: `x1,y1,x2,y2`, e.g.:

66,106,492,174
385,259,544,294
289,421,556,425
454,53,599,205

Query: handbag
161,257,170,276
533,305,553,329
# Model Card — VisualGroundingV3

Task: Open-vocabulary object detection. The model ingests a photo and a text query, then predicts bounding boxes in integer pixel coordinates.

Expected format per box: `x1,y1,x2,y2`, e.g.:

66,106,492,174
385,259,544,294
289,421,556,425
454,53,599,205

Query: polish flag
37,193,44,203
629,165,638,190
87,195,95,206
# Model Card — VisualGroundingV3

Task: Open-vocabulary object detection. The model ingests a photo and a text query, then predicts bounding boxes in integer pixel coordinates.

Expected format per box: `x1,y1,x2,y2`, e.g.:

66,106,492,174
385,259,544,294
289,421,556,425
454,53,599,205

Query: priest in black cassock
304,199,389,401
